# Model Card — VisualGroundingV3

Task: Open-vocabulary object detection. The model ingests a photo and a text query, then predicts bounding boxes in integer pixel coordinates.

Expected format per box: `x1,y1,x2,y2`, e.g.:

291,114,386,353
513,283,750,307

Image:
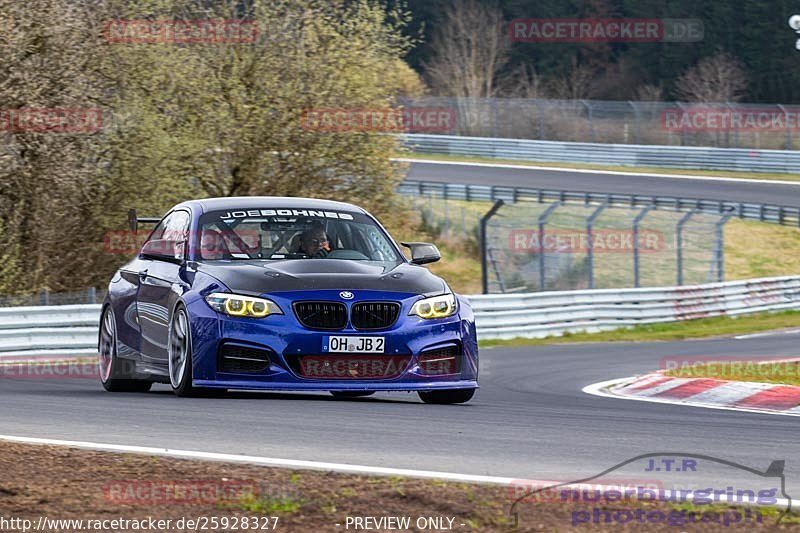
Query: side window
143,210,191,259
162,211,191,243
363,226,394,260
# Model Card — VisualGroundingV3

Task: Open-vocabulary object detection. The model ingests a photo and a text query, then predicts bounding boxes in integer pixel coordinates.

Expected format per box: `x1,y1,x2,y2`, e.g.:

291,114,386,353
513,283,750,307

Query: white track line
734,329,800,340
395,158,800,187
0,434,790,510
583,377,800,418
0,434,516,485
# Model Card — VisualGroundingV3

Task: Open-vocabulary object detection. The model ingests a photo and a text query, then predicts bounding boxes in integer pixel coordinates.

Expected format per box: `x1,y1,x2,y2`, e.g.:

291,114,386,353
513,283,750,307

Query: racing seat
289,233,303,254
199,229,232,260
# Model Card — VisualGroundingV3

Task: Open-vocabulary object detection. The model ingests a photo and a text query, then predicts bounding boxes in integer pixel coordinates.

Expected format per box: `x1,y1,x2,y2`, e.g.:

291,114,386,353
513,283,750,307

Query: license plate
323,336,385,353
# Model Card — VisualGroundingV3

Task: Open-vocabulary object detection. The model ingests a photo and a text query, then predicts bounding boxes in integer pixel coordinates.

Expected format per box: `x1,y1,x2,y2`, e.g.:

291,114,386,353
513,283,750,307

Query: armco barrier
1,275,799,357
402,134,800,174
0,305,100,359
470,275,800,339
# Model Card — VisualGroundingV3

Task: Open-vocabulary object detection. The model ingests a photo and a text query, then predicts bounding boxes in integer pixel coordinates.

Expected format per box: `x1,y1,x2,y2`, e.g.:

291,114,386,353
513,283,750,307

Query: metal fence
1,276,799,354
401,134,800,174
398,180,800,294
400,96,800,150
481,199,728,293
398,180,800,227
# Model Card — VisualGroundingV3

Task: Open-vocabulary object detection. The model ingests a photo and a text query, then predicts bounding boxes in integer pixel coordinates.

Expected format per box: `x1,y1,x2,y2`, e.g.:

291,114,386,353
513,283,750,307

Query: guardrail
397,180,800,227
470,275,800,339
0,305,100,359
1,275,799,356
402,134,800,174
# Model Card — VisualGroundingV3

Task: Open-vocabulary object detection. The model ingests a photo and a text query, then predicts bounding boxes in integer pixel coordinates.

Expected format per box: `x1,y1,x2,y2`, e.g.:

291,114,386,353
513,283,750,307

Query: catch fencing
401,134,800,174
398,180,800,294
400,97,800,150
1,275,799,355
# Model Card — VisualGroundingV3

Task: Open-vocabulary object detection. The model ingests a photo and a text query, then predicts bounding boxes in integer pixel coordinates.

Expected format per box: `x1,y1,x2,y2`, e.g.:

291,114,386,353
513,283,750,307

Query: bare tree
422,0,508,135
634,84,664,102
545,59,598,100
423,0,509,99
498,64,543,99
674,53,748,102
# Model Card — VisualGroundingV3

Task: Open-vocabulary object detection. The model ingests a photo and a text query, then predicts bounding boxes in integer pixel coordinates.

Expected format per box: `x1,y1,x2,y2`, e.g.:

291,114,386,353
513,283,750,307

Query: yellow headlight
206,293,283,318
410,293,457,319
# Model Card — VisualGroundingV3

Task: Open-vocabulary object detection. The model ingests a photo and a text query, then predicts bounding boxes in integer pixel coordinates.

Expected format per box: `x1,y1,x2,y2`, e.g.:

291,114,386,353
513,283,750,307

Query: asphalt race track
406,160,800,207
2,333,799,495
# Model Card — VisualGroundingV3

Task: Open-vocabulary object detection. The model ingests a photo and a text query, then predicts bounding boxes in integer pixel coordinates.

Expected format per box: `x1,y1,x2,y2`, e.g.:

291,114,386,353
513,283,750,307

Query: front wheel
169,305,196,397
99,306,152,393
418,388,475,404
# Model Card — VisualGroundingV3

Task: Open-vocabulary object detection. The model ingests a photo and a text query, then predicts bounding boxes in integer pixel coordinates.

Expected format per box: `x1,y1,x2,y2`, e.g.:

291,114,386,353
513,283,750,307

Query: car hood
196,259,447,296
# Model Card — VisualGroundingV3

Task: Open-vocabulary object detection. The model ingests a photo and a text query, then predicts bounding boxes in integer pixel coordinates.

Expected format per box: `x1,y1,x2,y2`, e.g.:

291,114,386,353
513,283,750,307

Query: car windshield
197,208,403,264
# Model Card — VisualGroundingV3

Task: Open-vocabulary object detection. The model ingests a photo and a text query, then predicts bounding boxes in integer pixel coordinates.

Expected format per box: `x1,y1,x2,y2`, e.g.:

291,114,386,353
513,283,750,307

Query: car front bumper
186,290,479,392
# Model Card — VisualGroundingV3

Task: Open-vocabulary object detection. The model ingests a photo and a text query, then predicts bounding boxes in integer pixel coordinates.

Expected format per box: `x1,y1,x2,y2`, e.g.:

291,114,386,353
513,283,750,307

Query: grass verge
479,310,800,348
0,441,796,532
399,152,800,182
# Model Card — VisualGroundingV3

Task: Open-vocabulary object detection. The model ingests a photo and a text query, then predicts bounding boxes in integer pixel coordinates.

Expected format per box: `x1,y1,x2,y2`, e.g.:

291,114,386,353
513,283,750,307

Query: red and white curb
583,367,800,417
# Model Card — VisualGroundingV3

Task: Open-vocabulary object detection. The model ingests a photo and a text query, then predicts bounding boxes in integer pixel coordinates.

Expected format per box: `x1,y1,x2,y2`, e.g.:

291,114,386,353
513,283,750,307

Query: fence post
480,200,505,294
676,102,688,146
538,202,563,291
586,201,610,289
633,205,655,288
727,103,739,148
628,101,641,144
534,99,545,139
88,287,97,304
582,100,595,142
714,213,733,282
491,98,499,137
778,104,792,150
676,208,698,286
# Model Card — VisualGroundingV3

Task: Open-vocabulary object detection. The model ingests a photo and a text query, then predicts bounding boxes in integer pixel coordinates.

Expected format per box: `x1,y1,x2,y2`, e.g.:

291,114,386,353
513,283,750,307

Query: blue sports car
99,197,478,403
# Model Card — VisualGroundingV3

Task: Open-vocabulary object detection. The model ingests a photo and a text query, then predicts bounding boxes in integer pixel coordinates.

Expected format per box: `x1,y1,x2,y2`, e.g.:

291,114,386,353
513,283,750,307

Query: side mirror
140,239,185,264
401,242,441,265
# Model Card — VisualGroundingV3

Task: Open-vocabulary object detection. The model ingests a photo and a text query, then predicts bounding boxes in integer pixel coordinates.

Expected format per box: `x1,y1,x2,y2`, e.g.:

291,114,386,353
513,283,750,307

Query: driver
299,224,331,258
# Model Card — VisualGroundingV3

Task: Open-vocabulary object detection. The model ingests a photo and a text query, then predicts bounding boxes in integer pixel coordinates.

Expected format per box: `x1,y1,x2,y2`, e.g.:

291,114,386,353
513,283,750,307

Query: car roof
176,196,368,215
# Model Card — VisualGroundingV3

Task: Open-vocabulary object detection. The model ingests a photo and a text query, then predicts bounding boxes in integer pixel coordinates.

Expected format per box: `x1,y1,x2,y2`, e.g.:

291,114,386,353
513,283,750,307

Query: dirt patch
0,441,795,532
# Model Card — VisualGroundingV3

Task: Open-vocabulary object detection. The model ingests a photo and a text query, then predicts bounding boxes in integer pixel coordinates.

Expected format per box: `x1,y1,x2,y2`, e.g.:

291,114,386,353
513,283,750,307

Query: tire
418,388,475,405
99,306,152,393
330,391,375,398
168,305,197,397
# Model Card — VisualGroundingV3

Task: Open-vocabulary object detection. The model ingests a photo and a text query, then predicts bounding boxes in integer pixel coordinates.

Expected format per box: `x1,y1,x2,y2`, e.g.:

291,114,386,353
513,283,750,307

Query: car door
136,210,191,365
